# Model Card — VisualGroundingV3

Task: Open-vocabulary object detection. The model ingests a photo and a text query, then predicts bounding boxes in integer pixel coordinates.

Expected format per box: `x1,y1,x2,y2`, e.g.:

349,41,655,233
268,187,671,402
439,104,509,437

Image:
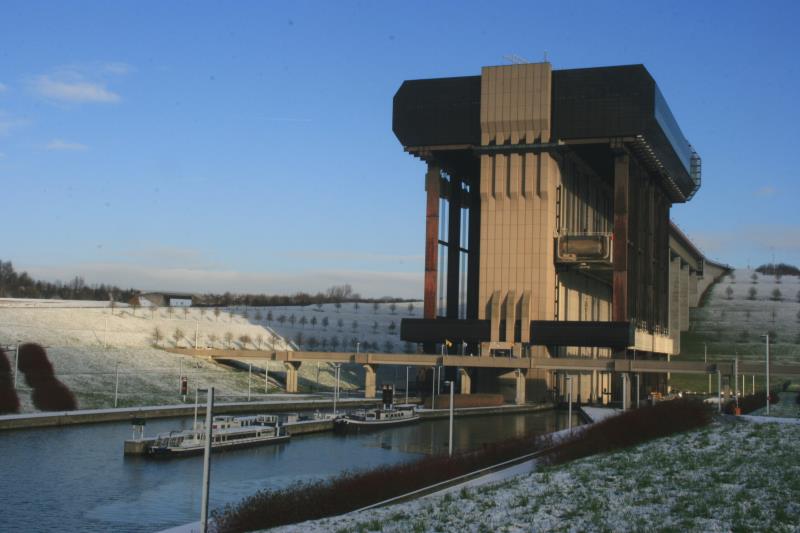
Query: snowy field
279,419,800,532
238,301,422,355
0,299,423,412
675,268,800,392
0,299,296,411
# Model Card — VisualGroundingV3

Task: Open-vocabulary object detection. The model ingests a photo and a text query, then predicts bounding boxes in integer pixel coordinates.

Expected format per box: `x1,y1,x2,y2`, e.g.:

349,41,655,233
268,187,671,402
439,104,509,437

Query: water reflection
0,409,579,532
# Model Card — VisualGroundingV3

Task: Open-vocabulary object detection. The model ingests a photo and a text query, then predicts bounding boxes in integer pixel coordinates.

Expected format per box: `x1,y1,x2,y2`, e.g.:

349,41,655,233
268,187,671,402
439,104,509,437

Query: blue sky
1,1,799,297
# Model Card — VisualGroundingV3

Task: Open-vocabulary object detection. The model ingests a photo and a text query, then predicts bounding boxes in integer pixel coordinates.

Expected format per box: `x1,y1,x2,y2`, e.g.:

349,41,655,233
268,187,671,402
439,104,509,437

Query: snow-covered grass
282,420,800,533
674,268,800,393
0,300,298,412
751,391,800,419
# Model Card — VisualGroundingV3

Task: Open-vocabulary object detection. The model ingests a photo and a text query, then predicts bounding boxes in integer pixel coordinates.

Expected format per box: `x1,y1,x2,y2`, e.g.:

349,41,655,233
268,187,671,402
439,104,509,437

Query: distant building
137,292,194,307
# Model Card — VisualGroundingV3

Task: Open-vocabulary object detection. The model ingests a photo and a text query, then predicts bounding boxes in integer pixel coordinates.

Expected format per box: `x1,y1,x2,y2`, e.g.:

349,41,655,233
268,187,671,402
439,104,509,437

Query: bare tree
294,331,304,348
183,307,190,320
335,302,342,313
307,336,319,350
208,333,218,348
266,310,273,323
403,341,414,354
200,308,207,320
331,336,340,351
751,272,758,284
299,316,308,329
389,302,397,314
776,272,783,284
289,314,297,327
131,300,140,317
322,316,329,329
310,316,318,328
384,340,394,353
224,331,234,348
239,334,253,349
372,321,379,333
173,327,185,347
278,314,287,326
254,309,263,322
315,301,323,311
227,309,234,322
151,327,163,346
407,302,414,315
167,305,174,319
150,304,159,319
213,307,221,321
747,287,757,300
354,302,360,313
388,321,397,334
351,320,358,332
337,318,344,331
256,333,264,349
110,299,117,316
771,288,783,301
725,286,734,300
373,302,380,313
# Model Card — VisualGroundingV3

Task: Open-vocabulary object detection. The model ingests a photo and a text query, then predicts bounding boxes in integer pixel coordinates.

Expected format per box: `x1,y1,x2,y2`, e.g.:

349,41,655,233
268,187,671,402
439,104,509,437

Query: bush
544,399,712,466
724,391,767,414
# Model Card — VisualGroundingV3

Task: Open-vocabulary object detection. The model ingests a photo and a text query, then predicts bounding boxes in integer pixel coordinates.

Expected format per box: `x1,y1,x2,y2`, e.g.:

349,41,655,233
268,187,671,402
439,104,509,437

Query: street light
405,366,411,405
762,333,770,415
198,386,215,533
332,363,342,417
565,375,573,432
445,380,454,456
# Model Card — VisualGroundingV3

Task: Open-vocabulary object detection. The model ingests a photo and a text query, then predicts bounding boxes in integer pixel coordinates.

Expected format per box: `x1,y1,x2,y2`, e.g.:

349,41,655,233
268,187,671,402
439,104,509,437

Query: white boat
147,414,289,457
334,404,420,432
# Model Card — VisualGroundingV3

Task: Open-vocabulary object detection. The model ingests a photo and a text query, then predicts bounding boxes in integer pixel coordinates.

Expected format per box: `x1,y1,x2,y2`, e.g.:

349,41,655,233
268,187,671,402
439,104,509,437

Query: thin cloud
0,111,28,136
0,82,7,92
46,139,88,151
102,62,134,75
22,263,423,299
754,186,777,197
33,74,120,103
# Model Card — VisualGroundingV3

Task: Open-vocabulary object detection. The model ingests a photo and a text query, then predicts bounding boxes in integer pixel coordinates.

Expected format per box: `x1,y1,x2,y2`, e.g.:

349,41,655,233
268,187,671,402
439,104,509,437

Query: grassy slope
289,420,800,533
671,268,800,393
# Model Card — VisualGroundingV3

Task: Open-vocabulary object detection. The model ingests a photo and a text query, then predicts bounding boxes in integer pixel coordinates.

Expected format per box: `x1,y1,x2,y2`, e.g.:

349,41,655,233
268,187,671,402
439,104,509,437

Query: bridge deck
165,348,800,377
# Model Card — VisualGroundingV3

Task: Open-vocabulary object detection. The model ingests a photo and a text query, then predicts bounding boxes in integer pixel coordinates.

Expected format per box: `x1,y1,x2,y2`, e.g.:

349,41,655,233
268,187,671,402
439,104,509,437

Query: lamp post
566,375,573,432
332,363,341,417
114,361,120,408
431,366,436,409
762,334,770,415
445,380,454,456
704,342,709,394
199,387,215,533
405,366,410,405
13,341,19,389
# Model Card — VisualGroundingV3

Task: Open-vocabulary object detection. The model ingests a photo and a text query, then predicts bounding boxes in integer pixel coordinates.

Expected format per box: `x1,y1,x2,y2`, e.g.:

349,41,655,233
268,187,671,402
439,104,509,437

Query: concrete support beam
668,256,681,354
423,164,441,320
679,264,690,332
363,364,376,399
688,272,699,308
621,373,630,411
613,151,630,322
515,368,528,405
283,362,300,393
459,368,472,394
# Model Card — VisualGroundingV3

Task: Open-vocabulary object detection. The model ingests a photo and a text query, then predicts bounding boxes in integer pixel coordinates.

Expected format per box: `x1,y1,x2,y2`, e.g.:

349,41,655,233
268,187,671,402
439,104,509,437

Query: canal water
0,409,579,532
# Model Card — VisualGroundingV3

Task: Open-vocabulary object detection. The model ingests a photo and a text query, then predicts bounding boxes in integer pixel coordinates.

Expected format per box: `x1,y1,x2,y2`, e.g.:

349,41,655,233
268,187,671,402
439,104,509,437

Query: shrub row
544,398,712,466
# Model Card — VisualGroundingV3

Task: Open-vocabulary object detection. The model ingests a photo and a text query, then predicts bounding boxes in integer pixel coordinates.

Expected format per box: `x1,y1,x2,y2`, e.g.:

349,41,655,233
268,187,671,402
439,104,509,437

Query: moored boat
334,404,420,433
147,414,289,457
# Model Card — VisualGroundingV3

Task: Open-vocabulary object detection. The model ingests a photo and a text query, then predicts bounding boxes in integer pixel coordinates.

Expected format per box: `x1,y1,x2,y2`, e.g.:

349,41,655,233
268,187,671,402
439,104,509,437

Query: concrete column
668,256,681,354
423,164,441,320
515,369,528,405
590,370,598,404
283,362,300,393
621,373,630,410
459,368,471,394
679,264,690,332
363,364,376,399
688,272,699,307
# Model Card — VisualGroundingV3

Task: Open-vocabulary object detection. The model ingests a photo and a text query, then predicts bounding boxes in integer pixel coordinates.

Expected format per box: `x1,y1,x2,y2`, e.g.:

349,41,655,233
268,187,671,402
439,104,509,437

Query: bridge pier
284,362,301,393
515,369,527,405
459,368,471,394
363,364,376,398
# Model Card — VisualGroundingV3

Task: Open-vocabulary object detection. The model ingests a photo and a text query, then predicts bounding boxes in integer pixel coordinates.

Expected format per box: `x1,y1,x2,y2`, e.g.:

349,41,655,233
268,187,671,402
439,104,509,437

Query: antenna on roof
503,54,529,65
543,50,548,62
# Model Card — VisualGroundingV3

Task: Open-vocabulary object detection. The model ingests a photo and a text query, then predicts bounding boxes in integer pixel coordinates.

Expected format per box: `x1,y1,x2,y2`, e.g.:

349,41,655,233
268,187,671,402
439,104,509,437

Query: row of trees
193,284,414,308
0,260,137,301
725,286,800,302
